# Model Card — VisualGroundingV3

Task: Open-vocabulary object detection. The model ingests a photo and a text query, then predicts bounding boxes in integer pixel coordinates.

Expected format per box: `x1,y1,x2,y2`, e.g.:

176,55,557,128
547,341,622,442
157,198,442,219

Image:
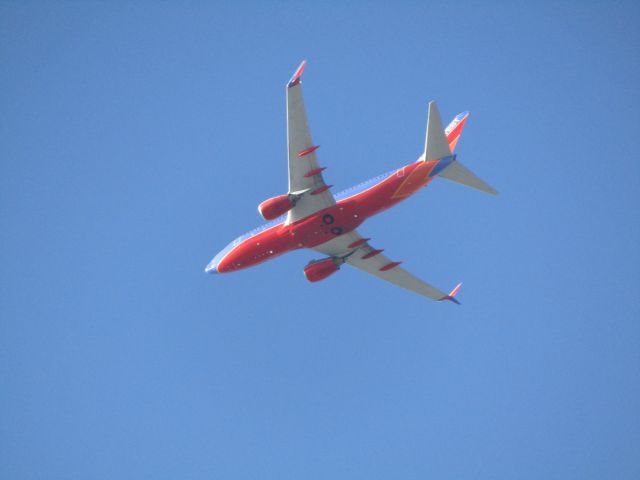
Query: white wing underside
286,81,335,224
312,230,450,301
286,64,456,301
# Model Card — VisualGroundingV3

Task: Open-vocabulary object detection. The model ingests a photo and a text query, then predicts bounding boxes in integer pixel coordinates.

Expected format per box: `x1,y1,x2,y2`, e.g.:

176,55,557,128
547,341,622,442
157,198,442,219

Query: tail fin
425,101,497,195
445,111,469,153
424,101,452,161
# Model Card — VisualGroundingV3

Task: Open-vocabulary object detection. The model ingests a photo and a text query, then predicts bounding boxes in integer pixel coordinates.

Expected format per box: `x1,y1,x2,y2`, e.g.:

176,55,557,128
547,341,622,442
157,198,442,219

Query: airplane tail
445,111,469,153
424,101,497,195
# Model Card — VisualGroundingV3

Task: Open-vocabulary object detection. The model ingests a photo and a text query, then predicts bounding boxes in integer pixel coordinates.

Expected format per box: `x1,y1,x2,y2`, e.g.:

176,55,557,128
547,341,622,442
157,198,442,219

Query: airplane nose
205,261,218,274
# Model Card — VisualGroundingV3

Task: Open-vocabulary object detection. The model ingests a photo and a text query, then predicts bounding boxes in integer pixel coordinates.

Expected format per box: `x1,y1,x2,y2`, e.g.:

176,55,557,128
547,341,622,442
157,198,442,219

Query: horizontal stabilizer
439,161,497,195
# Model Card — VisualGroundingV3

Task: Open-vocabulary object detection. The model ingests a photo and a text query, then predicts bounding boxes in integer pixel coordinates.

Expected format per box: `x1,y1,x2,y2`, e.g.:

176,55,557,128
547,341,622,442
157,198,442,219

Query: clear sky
1,1,639,479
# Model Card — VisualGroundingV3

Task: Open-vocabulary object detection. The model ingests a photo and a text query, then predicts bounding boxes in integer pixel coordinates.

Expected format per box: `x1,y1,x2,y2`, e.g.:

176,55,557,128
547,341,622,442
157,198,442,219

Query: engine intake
304,258,340,282
258,195,294,221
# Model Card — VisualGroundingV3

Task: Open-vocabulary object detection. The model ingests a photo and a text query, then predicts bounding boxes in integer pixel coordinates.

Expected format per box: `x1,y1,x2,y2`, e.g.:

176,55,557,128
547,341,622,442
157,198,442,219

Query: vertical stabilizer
445,112,469,153
424,101,453,161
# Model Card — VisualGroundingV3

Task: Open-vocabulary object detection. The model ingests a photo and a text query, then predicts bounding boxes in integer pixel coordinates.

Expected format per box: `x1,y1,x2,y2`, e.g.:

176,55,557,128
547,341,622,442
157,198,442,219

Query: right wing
312,230,461,303
285,61,336,224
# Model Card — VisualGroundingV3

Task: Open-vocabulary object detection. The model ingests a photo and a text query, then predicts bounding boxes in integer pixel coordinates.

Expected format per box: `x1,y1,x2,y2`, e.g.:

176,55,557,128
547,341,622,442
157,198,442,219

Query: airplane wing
285,61,336,224
312,230,462,303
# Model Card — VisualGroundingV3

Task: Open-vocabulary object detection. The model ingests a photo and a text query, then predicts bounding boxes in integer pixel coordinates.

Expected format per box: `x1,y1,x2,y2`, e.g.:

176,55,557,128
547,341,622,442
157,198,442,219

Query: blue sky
1,1,639,478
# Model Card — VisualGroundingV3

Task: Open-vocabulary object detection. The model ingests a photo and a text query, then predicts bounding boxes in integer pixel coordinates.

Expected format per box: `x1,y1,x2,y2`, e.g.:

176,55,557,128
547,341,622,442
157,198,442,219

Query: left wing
286,61,336,224
312,230,462,303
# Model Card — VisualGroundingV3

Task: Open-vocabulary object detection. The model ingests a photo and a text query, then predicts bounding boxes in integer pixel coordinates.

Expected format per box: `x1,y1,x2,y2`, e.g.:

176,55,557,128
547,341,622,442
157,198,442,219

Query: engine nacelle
258,194,294,221
304,258,339,282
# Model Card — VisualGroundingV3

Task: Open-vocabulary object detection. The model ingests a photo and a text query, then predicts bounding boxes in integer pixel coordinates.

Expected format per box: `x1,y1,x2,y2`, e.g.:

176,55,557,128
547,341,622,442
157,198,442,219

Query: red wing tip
450,282,462,297
287,60,307,88
439,282,462,304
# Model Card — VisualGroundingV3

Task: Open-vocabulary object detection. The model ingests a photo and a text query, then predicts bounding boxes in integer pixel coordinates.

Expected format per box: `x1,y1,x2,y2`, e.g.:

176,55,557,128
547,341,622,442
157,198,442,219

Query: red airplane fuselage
213,159,441,273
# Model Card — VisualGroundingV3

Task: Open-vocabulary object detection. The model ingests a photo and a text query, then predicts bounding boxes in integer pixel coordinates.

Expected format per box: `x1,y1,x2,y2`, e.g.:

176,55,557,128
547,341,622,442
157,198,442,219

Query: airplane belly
285,201,366,249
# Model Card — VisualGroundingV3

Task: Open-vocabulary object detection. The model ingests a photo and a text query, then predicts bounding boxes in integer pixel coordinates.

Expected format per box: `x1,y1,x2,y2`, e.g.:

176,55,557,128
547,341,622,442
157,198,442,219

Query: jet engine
258,195,294,221
304,258,340,282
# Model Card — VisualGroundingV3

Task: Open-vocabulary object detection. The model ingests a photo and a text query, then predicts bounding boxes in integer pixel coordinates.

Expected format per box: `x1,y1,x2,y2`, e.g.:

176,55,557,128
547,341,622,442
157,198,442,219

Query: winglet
287,60,307,88
439,282,462,305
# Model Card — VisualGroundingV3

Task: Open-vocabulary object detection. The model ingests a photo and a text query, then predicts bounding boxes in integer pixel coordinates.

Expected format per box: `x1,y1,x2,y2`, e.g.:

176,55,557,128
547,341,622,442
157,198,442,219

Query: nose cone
206,237,240,275
204,259,218,274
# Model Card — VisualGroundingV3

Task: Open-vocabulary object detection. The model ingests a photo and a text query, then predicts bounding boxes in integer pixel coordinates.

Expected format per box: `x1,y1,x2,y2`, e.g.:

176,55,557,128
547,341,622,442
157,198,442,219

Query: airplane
205,61,496,303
